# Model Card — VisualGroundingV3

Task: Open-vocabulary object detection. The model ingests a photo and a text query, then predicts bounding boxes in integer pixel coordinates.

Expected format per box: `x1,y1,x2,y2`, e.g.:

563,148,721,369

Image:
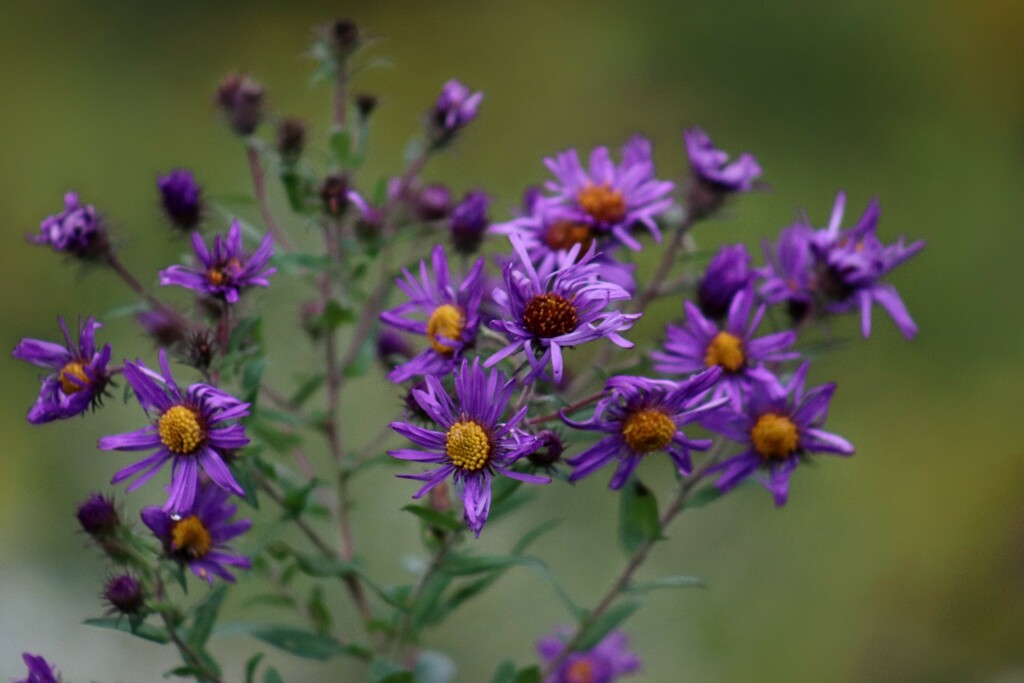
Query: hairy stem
246,143,292,250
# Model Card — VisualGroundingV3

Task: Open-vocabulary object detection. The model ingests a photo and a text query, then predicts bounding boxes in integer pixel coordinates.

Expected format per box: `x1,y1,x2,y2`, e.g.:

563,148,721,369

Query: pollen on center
704,331,745,372
445,420,491,471
622,408,676,454
171,515,213,559
565,658,596,683
426,304,465,355
750,413,800,459
543,220,593,253
577,182,627,224
522,292,579,338
158,405,205,454
58,360,90,394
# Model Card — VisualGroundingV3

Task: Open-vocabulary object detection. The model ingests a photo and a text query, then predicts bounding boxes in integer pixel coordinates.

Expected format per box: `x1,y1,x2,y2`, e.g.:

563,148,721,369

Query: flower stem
246,143,292,250
526,392,604,425
104,252,191,330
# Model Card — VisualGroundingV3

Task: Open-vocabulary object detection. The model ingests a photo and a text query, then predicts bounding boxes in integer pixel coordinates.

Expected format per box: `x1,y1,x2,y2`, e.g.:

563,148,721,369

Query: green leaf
576,599,643,651
242,356,267,403
248,418,302,453
625,575,705,593
84,617,169,644
686,485,725,509
228,316,262,354
414,650,456,683
214,623,351,660
514,666,542,683
292,552,360,579
263,668,284,683
440,553,538,577
280,170,313,214
319,300,356,331
512,518,561,554
281,479,320,520
330,129,353,168
289,374,325,407
342,331,376,378
245,654,265,683
187,585,227,650
490,661,516,683
232,458,260,509
402,504,464,533
618,480,663,555
307,585,333,636
370,658,411,683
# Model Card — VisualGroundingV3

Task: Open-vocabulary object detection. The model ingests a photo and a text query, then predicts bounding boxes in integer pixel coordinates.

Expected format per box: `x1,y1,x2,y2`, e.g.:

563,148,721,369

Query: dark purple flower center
577,183,626,224
58,360,90,394
750,413,799,459
543,220,593,253
171,515,212,559
622,408,676,454
522,293,579,338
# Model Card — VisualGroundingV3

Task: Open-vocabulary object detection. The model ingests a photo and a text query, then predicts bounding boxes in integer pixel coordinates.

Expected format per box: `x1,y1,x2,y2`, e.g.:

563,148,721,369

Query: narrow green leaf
686,485,725,509
289,374,325,407
514,666,542,683
618,480,663,555
242,357,267,403
307,585,333,636
263,668,284,683
440,553,537,577
490,661,516,683
576,599,642,651
245,653,264,683
625,575,705,593
84,617,169,644
512,518,561,554
402,504,464,533
214,623,350,660
187,585,227,650
370,658,410,683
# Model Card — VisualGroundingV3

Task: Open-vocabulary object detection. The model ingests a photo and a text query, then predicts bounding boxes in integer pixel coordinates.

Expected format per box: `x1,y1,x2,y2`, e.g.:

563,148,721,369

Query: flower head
759,192,924,338
431,79,483,139
14,653,60,683
388,359,547,536
142,482,252,583
650,287,798,409
684,127,762,193
29,192,108,258
98,349,249,513
565,369,723,489
450,190,490,254
216,73,264,136
76,492,120,538
537,627,641,683
696,244,754,319
159,220,275,304
157,169,203,231
12,316,112,424
380,245,485,382
103,574,145,615
700,363,854,505
486,235,640,384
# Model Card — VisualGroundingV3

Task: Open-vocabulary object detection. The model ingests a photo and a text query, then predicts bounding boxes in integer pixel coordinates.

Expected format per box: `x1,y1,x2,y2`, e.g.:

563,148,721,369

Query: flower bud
276,117,307,165
429,80,483,144
103,575,145,615
156,169,203,231
216,73,265,136
76,493,120,538
355,93,378,119
377,330,412,367
136,310,189,347
528,430,565,469
326,19,361,60
414,183,452,222
186,330,216,372
29,192,110,260
696,244,753,319
450,190,489,254
320,173,351,217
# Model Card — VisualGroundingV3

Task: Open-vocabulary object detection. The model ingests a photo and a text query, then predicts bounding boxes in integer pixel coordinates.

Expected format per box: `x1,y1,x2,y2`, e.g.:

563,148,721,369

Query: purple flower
159,220,275,304
12,317,112,424
413,183,453,221
142,482,252,583
700,363,854,506
431,79,483,137
216,73,264,136
759,192,925,338
28,191,107,258
76,492,120,537
684,127,762,193
13,653,60,683
98,349,249,513
380,245,485,382
537,627,641,683
486,235,640,384
103,574,145,615
450,190,490,254
530,137,675,251
696,244,754,319
650,287,798,409
157,169,203,231
387,359,547,536
565,369,724,489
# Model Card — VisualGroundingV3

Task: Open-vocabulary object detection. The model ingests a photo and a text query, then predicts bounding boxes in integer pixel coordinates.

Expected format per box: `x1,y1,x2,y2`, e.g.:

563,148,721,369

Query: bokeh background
2,1,1022,681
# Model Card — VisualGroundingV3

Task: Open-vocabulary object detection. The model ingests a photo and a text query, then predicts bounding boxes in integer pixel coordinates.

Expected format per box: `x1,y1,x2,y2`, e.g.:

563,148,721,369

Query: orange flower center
704,331,745,372
543,220,593,252
171,515,213,559
577,183,627,224
750,413,800,459
622,408,676,454
58,361,90,394
426,304,465,355
522,293,579,338
565,659,595,683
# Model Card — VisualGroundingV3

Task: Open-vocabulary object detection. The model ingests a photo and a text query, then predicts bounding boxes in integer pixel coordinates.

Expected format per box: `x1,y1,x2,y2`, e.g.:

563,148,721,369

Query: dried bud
76,493,120,538
216,73,265,136
377,330,412,367
103,575,145,615
403,382,432,423
327,19,361,59
186,330,216,371
157,169,203,231
276,117,307,165
320,173,351,217
136,309,189,347
450,190,489,254
355,93,378,119
414,183,452,222
528,430,565,469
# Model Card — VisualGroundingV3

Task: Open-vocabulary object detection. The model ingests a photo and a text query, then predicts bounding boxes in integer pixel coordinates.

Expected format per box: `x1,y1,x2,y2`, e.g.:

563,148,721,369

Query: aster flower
158,220,275,304
13,653,60,683
537,627,641,683
696,244,754,319
157,169,203,231
12,316,112,424
650,287,798,409
532,137,675,250
450,190,489,254
760,192,925,338
98,349,249,513
380,244,485,382
486,235,640,384
565,369,724,489
28,191,108,258
413,183,453,221
76,492,120,538
141,482,252,583
387,359,546,536
430,79,483,139
700,363,854,506
684,127,762,193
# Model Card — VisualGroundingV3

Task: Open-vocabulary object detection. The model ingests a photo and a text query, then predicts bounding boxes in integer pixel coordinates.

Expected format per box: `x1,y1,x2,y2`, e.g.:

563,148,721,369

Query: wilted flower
700,363,854,506
380,244,484,382
696,244,754,319
537,627,641,683
142,483,252,583
13,653,60,683
157,169,203,231
388,359,546,536
565,369,723,488
12,316,111,424
28,191,108,258
159,220,275,304
99,349,249,513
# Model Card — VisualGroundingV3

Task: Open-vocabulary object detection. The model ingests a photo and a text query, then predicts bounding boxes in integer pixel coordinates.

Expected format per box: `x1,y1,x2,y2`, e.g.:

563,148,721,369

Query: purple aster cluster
159,220,275,304
537,627,641,683
29,192,107,258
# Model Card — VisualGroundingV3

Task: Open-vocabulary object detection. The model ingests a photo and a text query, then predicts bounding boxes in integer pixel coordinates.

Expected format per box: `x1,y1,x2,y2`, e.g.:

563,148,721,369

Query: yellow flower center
426,304,465,355
207,257,241,287
158,405,205,454
622,408,676,454
543,220,593,253
704,331,745,372
445,420,491,471
522,293,579,338
565,659,595,683
58,360,90,394
750,413,800,459
171,515,213,559
577,182,627,224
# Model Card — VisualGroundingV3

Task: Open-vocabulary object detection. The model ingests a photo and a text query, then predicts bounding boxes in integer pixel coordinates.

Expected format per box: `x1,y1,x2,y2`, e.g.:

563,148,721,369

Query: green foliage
83,617,169,644
618,479,664,555
214,622,365,661
576,599,643,651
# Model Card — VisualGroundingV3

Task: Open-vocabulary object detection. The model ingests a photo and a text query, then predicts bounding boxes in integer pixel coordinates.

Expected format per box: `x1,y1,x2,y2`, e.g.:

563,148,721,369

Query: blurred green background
2,1,1022,681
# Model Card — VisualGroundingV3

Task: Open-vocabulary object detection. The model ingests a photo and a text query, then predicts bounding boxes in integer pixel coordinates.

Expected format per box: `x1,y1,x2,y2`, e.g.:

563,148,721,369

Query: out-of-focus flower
157,169,203,231
13,653,60,683
12,317,111,424
276,117,307,164
103,574,145,615
388,359,546,536
696,244,754,319
450,190,489,254
414,183,453,221
216,73,265,136
159,220,275,304
28,192,108,259
684,127,762,193
430,79,483,139
537,626,641,683
76,492,120,538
